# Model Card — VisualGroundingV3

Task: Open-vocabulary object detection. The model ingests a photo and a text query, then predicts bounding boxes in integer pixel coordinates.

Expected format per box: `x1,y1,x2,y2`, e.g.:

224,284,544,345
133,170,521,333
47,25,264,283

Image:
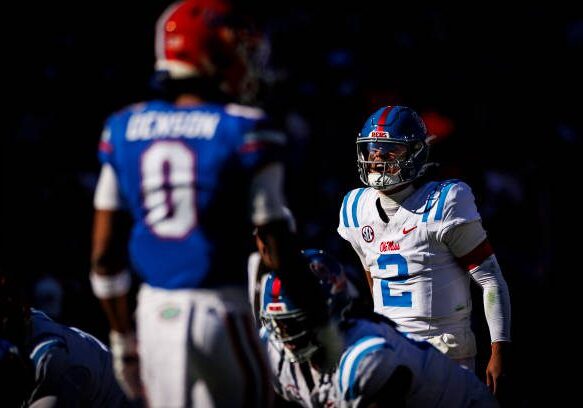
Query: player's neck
175,94,205,106
379,183,415,201
377,184,415,216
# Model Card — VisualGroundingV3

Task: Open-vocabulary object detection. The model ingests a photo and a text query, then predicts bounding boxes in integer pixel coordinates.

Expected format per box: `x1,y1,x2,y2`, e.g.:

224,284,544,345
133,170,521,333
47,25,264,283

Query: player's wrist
110,330,137,356
490,341,511,354
90,270,131,299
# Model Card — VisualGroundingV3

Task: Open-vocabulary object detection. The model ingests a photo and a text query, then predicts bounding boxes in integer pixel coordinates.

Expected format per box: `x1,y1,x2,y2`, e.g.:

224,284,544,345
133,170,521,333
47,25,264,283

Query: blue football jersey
98,101,284,289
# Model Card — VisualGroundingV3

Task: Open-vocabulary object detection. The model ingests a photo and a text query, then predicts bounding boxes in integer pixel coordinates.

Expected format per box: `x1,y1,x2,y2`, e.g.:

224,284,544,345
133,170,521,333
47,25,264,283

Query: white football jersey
337,180,481,338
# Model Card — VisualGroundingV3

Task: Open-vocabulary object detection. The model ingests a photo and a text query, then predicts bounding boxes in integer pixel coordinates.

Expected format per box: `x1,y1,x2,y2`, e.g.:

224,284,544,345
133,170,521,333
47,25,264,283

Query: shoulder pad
340,188,371,228
421,179,460,223
338,336,388,400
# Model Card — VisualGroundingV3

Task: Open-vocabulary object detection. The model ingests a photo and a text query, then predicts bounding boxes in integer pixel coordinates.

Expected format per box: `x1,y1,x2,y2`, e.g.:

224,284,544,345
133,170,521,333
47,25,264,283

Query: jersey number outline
141,141,197,239
378,253,412,307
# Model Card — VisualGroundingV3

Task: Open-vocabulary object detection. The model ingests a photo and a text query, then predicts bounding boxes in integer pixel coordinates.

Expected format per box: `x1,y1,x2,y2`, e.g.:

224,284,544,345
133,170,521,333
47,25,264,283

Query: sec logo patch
361,225,375,242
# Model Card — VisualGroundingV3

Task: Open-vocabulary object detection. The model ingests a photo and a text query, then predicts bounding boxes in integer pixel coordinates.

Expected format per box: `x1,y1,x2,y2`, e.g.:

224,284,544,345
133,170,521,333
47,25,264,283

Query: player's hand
110,330,143,400
313,322,344,372
486,341,510,396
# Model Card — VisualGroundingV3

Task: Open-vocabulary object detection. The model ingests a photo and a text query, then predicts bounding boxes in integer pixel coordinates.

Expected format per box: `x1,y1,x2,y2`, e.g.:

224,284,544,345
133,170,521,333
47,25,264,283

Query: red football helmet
155,0,261,98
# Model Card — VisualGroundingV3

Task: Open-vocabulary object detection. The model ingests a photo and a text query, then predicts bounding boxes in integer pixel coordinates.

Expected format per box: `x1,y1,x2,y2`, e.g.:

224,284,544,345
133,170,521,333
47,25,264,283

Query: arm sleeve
249,162,288,226
470,255,512,342
247,251,262,320
93,163,124,210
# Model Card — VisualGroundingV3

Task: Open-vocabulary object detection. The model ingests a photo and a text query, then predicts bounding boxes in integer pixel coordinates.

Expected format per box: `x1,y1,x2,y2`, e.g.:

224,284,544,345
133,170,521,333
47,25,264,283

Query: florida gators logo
361,225,375,242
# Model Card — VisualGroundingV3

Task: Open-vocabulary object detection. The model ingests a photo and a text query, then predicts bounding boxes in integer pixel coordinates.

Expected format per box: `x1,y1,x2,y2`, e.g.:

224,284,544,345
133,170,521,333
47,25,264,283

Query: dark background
4,1,581,405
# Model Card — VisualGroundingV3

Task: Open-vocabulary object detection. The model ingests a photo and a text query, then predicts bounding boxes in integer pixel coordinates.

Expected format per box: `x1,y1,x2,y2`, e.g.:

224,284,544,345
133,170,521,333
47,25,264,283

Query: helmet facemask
259,249,352,364
357,140,427,191
260,310,319,363
356,106,430,191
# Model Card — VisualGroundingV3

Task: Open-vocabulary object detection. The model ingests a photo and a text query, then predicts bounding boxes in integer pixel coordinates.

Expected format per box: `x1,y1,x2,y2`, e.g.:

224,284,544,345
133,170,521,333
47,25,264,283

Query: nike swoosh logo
402,226,417,234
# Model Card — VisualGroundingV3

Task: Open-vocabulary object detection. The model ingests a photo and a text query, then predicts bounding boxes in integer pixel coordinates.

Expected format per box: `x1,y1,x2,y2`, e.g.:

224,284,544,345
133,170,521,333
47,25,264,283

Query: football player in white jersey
259,249,498,407
337,105,511,396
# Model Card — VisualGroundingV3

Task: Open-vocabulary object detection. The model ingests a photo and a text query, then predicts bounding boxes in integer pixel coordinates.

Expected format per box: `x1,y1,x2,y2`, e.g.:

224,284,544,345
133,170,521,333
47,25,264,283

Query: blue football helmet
259,249,350,363
357,106,429,191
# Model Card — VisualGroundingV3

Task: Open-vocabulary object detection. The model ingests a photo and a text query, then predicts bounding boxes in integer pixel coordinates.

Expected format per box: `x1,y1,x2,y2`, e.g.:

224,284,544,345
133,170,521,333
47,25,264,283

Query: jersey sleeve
337,337,395,407
337,190,368,269
97,118,115,166
232,106,286,172
97,109,131,169
337,189,366,237
337,197,350,241
28,338,69,402
435,181,482,242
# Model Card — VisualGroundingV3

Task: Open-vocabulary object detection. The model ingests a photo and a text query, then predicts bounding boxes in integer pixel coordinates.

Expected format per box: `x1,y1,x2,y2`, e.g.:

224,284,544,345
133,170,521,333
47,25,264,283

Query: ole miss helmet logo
361,225,375,242
369,131,389,138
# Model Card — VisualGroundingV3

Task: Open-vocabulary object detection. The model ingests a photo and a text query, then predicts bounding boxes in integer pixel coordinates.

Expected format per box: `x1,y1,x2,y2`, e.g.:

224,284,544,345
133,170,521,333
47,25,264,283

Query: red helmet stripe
271,277,281,299
376,106,394,129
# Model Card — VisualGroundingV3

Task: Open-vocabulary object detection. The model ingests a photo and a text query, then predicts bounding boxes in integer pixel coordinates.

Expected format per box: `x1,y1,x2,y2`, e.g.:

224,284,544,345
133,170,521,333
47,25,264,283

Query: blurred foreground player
0,276,128,407
90,1,340,406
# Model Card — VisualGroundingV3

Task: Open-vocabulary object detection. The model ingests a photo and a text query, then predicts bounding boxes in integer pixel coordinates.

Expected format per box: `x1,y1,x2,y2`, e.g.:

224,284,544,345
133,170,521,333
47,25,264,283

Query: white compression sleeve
470,255,511,342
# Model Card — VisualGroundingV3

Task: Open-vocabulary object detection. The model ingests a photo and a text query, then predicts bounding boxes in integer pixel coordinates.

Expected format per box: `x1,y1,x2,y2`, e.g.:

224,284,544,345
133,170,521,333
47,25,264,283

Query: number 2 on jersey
377,254,412,307
141,141,197,238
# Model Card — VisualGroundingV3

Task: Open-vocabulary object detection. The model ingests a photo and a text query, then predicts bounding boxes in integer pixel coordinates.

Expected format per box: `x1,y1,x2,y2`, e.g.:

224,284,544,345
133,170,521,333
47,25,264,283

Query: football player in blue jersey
258,249,499,407
89,1,340,406
337,105,512,396
0,276,128,407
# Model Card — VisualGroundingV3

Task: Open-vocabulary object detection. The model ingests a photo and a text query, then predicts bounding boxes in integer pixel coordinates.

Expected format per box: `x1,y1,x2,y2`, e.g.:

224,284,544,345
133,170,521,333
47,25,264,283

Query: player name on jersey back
126,111,221,141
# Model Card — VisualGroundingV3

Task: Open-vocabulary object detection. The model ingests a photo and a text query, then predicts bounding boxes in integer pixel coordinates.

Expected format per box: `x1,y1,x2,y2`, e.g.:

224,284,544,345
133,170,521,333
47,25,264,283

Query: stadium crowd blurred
4,1,581,405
